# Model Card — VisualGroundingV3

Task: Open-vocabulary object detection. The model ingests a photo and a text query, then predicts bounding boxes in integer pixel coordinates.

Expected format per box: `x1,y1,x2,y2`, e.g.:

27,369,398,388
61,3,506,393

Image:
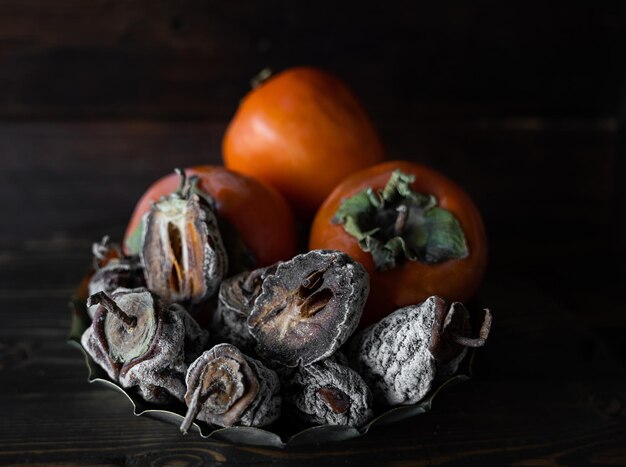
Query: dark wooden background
1,1,625,465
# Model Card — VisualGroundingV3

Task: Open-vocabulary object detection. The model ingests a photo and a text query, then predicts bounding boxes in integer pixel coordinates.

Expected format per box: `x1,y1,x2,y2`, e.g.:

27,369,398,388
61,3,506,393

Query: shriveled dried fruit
180,343,281,432
349,296,491,405
283,357,373,427
141,169,228,304
123,165,297,269
81,288,209,404
87,237,145,319
248,249,369,367
210,264,279,352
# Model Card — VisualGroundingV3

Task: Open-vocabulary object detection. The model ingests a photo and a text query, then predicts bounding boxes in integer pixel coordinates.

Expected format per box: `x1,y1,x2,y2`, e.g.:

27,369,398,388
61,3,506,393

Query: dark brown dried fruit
87,237,145,319
180,343,281,432
247,250,369,367
283,358,373,427
81,288,209,404
349,296,491,405
141,169,228,304
209,264,279,352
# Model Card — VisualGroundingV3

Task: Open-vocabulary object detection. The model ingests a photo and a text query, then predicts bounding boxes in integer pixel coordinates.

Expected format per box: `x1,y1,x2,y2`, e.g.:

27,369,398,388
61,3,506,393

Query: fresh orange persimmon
222,67,386,215
124,166,297,271
309,161,487,328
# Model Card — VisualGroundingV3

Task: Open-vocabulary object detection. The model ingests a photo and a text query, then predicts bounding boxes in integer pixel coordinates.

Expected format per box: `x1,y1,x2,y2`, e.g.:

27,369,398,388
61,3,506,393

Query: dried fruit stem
174,168,187,194
174,167,199,199
394,204,409,236
180,383,202,434
180,379,221,434
451,309,492,348
87,291,137,328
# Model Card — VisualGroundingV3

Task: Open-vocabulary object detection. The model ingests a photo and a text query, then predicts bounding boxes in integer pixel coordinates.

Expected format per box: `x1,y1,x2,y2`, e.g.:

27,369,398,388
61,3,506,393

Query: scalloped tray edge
67,287,473,448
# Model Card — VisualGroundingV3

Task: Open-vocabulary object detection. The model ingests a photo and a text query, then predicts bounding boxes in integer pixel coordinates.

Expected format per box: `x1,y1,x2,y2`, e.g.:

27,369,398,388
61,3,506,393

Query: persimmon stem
394,204,409,236
174,168,199,199
176,168,197,199
180,379,222,435
180,383,202,435
87,291,137,328
174,168,187,194
250,67,272,89
428,299,449,353
451,309,492,348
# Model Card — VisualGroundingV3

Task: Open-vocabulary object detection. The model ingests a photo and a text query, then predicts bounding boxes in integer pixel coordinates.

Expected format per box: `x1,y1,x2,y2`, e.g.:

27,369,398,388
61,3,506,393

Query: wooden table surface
1,4,625,463
0,122,625,466
1,246,625,465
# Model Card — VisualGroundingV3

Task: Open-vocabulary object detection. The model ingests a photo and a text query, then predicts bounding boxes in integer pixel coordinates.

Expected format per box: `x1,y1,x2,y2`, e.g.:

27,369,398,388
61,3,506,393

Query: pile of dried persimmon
77,67,492,436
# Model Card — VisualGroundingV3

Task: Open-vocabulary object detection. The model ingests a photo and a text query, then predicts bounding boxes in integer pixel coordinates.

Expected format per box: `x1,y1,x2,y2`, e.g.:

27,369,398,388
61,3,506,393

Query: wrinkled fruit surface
181,343,281,430
141,174,228,304
248,250,369,367
350,296,491,405
210,264,280,352
82,287,208,404
283,357,373,427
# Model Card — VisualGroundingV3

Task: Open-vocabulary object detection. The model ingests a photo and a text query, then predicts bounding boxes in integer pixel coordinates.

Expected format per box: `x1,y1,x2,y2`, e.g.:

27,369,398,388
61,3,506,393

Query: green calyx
333,170,469,271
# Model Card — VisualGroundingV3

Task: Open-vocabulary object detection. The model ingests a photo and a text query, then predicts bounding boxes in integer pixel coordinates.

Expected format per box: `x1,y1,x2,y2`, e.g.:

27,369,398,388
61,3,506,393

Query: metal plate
68,278,472,448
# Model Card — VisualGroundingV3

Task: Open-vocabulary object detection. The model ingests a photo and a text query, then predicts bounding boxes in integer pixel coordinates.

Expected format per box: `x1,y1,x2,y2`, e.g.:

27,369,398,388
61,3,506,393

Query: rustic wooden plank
0,122,223,245
0,121,616,246
0,119,621,339
0,121,618,315
0,206,624,463
1,282,625,465
0,379,623,464
0,1,624,119
0,3,624,463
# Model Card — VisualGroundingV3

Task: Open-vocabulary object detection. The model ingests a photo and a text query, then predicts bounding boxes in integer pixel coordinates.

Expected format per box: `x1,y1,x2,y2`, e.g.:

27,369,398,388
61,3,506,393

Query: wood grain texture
0,1,624,120
0,121,616,253
0,120,620,341
0,238,624,465
0,2,624,461
0,129,624,463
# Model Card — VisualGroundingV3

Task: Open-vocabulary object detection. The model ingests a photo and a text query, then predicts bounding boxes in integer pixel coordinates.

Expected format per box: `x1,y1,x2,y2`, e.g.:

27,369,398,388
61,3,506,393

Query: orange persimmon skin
309,161,487,328
222,67,386,215
124,166,297,268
